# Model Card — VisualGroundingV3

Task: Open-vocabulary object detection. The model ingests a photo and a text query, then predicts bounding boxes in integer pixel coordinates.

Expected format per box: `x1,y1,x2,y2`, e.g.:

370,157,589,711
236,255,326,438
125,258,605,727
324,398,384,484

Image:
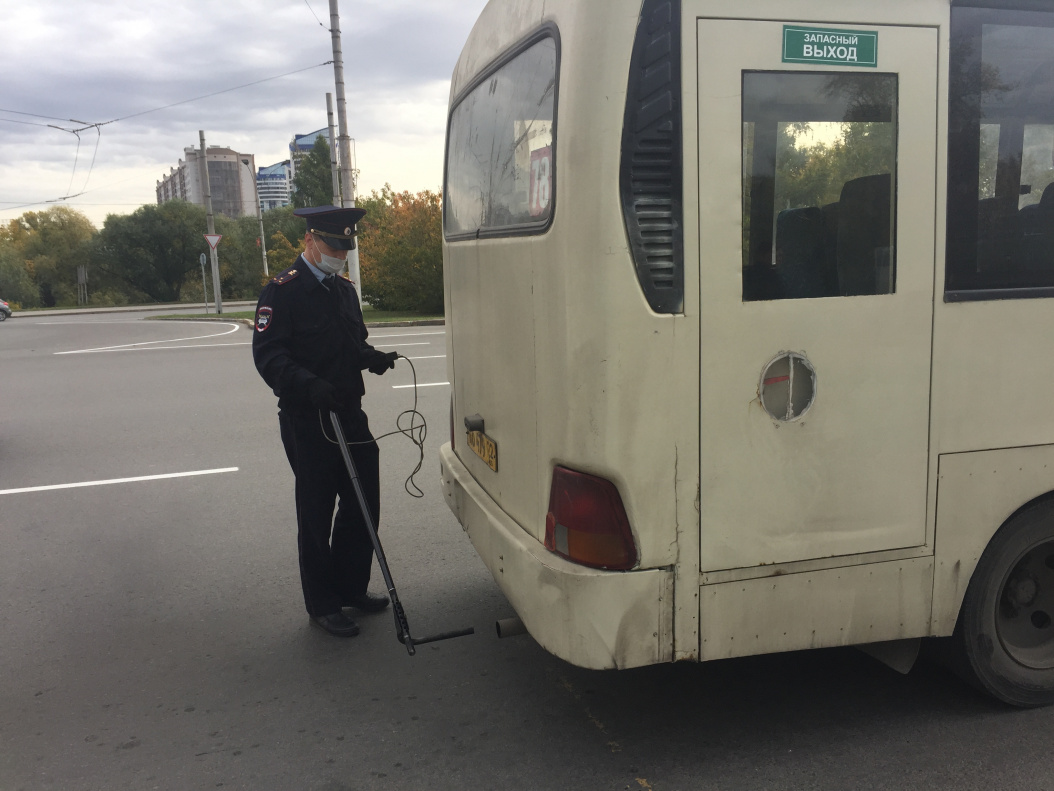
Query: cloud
0,0,488,225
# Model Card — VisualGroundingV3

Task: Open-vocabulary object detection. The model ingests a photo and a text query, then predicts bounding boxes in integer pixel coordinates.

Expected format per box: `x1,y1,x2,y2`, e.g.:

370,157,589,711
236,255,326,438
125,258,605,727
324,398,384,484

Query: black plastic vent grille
620,0,683,314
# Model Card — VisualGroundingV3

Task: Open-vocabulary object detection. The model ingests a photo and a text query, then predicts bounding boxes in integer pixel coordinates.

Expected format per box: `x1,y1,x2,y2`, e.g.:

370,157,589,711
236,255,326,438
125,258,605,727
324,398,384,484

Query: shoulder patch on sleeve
271,269,299,285
255,306,273,332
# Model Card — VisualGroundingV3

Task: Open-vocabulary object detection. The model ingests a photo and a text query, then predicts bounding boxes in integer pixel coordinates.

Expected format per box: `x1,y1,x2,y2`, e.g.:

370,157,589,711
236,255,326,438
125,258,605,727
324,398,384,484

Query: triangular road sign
204,234,223,250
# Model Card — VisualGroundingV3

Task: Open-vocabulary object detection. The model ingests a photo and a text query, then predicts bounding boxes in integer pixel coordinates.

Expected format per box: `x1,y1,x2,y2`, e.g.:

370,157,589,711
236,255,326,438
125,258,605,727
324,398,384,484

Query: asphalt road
2,313,1053,791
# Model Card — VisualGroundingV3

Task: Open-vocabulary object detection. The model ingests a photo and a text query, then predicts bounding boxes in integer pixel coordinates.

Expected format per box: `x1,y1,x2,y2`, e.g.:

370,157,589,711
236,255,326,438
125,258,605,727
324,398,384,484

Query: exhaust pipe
495,617,527,639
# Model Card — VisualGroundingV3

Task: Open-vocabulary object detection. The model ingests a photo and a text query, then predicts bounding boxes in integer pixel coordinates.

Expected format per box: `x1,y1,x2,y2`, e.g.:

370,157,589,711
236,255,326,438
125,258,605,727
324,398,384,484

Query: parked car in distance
0,299,11,320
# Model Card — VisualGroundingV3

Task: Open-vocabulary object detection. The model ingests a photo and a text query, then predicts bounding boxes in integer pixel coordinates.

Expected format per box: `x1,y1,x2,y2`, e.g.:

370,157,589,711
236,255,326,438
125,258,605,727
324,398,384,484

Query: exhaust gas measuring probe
326,355,474,655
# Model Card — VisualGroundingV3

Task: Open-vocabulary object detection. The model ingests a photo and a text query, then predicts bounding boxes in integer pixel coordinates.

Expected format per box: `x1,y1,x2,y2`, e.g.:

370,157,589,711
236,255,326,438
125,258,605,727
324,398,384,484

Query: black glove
367,351,399,375
307,378,342,411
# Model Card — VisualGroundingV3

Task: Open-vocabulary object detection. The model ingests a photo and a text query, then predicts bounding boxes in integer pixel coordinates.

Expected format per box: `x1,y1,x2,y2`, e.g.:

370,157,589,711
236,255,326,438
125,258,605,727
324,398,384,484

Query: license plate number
466,430,498,472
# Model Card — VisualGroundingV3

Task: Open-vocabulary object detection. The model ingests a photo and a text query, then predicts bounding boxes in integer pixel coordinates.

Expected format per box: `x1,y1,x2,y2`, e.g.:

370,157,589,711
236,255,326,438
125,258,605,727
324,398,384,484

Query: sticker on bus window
529,146,553,217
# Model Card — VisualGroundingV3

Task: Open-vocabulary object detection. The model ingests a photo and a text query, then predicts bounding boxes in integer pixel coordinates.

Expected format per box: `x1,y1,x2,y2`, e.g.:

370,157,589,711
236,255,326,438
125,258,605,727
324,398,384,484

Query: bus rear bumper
440,443,673,670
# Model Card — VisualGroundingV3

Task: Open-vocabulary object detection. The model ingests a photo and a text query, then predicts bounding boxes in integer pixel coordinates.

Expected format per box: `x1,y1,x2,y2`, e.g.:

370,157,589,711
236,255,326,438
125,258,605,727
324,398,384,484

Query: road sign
204,234,223,250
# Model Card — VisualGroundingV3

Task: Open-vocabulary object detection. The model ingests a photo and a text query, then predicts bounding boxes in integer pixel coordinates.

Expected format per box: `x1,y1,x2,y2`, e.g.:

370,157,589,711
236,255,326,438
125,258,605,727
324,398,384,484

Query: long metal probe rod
328,411,475,653
329,411,415,653
329,411,395,590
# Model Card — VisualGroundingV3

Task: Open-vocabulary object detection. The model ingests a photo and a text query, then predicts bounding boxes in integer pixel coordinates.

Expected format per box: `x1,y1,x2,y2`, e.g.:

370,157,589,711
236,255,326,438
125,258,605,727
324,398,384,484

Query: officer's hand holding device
367,351,399,375
307,377,343,411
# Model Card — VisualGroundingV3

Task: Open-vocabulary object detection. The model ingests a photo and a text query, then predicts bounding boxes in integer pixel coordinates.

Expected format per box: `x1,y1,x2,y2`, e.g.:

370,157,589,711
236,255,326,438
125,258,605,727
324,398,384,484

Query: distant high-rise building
288,128,332,185
257,161,292,211
156,146,257,218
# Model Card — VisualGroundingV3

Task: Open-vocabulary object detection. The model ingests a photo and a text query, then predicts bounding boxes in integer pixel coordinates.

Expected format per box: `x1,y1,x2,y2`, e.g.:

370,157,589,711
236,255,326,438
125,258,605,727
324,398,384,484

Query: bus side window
946,9,1054,297
741,72,898,302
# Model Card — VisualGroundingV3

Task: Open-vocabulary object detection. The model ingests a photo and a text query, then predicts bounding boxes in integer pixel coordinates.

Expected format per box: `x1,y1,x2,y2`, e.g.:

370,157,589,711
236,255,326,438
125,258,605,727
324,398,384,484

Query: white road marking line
55,323,241,355
65,342,251,353
392,382,449,389
369,330,445,338
406,355,446,360
36,320,147,325
373,342,429,348
0,467,240,496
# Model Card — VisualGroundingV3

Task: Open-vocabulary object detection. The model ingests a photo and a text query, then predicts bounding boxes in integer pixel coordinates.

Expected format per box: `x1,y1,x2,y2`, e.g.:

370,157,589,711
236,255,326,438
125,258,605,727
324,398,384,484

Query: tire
0,311,6,321
954,501,1054,707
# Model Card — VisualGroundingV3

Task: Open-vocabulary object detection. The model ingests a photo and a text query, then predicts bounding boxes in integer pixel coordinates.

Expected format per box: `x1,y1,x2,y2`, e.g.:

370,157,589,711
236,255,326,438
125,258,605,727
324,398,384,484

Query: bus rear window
444,35,557,239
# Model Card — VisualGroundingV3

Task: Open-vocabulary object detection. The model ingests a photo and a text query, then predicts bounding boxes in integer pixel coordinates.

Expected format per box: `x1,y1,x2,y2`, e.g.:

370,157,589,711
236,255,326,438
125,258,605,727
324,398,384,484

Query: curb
10,307,444,330
149,316,446,329
10,301,258,318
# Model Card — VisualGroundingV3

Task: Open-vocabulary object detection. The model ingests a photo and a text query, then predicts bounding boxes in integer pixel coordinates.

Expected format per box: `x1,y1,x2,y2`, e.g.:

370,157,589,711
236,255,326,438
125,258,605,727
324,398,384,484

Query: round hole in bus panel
759,353,816,422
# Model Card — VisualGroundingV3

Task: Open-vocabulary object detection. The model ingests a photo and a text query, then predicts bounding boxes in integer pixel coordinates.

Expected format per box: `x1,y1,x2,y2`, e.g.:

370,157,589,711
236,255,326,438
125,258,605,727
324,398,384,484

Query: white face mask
315,252,346,275
308,236,347,275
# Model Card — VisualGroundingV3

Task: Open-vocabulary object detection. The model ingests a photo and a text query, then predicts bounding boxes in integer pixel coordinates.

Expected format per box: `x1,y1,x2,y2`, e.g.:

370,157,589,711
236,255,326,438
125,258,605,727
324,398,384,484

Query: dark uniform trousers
278,406,380,617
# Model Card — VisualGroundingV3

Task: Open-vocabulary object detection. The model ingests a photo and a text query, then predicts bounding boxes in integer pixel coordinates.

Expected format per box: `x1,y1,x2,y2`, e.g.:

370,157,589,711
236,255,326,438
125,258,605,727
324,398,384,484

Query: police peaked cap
294,205,367,250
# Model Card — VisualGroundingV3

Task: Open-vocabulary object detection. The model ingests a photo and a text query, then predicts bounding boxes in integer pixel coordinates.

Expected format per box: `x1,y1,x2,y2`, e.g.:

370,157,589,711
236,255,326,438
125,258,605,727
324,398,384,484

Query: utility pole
328,0,361,302
77,265,88,305
242,157,269,277
198,130,223,314
326,93,341,207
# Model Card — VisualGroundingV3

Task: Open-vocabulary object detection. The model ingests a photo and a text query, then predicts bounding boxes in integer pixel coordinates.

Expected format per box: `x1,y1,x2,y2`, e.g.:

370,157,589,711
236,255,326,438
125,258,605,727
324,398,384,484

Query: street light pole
242,158,269,278
198,130,223,314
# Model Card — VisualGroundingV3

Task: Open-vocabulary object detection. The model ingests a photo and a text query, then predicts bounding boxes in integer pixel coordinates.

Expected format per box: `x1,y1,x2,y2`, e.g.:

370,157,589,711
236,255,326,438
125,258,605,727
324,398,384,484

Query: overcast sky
0,0,489,227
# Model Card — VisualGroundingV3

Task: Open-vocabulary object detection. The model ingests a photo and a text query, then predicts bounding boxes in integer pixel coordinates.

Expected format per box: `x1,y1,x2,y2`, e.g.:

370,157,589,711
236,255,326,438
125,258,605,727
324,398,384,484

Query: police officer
253,205,399,637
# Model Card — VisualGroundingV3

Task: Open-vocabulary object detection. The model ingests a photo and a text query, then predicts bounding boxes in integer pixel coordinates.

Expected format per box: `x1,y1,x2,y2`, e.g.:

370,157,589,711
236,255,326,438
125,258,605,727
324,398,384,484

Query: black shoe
344,591,390,613
310,611,360,637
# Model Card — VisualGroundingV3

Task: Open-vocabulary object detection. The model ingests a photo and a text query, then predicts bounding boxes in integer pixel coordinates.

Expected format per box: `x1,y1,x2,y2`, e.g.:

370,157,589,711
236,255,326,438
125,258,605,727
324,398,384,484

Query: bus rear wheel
955,502,1054,707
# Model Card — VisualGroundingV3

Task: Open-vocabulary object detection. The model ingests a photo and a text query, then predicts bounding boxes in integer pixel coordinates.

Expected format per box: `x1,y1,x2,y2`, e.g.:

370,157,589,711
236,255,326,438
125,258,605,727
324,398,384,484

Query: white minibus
439,0,1054,706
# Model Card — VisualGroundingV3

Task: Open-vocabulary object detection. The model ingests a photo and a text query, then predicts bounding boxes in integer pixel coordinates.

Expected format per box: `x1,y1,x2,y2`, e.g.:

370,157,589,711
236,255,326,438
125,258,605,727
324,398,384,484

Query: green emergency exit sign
782,25,878,67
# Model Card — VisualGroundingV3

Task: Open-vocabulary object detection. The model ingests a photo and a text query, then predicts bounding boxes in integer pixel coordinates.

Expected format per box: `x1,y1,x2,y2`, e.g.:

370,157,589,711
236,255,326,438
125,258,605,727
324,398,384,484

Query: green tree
358,186,444,313
0,240,36,308
262,204,308,248
2,207,96,307
91,201,209,303
215,213,271,299
292,135,337,208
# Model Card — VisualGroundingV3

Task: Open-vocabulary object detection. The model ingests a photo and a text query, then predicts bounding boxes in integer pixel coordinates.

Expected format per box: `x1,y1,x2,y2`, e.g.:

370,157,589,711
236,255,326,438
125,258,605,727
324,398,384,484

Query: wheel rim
996,538,1054,670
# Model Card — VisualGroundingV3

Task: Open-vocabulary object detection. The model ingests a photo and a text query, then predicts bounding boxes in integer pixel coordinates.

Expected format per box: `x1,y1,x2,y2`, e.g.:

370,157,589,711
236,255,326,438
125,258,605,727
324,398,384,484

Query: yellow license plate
466,430,498,472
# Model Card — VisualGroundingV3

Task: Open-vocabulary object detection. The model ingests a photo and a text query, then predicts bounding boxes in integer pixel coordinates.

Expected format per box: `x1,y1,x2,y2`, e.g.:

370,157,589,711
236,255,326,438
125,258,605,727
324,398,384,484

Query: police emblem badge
256,306,273,332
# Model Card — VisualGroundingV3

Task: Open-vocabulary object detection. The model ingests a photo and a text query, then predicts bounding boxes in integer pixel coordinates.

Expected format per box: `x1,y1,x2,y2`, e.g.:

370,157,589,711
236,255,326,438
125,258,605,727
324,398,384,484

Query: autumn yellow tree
267,231,305,274
357,186,443,313
1,207,96,307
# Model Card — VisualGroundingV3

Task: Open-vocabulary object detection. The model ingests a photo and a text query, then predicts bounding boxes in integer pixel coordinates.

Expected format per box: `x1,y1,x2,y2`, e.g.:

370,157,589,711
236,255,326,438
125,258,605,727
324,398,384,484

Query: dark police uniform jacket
252,256,384,411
